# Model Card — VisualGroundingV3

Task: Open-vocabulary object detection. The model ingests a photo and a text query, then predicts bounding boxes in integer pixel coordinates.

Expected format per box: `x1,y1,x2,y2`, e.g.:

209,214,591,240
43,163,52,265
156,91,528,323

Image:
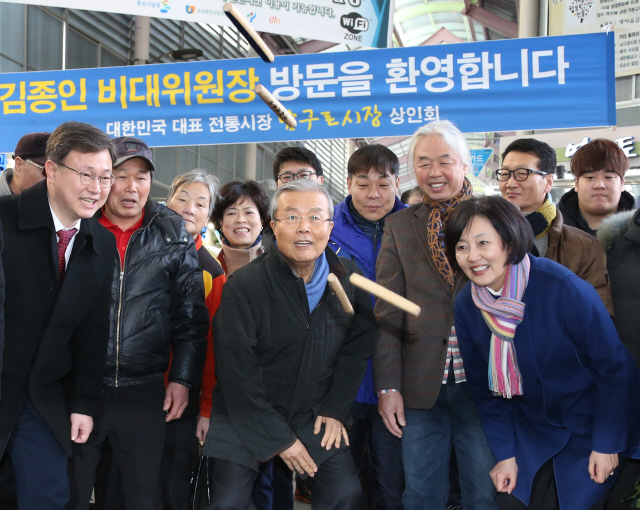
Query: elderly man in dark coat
0,122,117,510
203,179,378,510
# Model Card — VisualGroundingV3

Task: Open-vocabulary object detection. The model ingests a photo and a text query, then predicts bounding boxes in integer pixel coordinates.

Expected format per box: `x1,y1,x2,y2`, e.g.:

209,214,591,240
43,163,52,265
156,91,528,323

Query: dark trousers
272,456,294,510
496,459,609,510
0,453,17,509
93,441,122,509
348,401,404,510
448,448,463,507
162,414,200,510
68,381,167,510
251,461,274,510
5,402,69,510
207,448,362,510
607,458,640,510
402,377,497,510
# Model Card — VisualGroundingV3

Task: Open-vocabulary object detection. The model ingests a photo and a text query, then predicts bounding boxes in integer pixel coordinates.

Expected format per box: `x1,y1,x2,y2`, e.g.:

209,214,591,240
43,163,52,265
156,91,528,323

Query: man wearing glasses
0,132,51,196
203,179,377,509
273,147,324,187
0,122,117,510
498,138,612,314
68,137,209,510
262,147,325,259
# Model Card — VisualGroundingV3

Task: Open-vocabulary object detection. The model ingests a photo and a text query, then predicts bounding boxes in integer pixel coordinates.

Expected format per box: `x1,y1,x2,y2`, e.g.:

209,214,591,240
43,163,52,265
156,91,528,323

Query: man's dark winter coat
0,180,116,457
598,208,640,368
204,247,378,471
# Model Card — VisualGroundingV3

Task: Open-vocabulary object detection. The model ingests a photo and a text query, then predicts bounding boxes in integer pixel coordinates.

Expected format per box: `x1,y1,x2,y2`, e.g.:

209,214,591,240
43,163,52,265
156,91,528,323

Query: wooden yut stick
223,3,275,63
327,274,354,315
254,84,297,128
349,273,421,317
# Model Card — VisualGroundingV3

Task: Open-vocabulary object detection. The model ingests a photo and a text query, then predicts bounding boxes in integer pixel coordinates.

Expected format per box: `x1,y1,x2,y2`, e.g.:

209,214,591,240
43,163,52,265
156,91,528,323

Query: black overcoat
203,247,378,471
0,180,116,457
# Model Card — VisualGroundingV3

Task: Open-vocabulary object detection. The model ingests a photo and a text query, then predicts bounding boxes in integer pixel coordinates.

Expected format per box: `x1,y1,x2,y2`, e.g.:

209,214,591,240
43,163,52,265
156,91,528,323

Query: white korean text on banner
548,0,638,77
6,0,393,48
0,33,616,152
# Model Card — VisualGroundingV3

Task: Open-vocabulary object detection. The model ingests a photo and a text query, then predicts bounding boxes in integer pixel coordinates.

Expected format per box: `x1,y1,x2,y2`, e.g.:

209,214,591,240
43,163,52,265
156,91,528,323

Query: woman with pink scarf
445,195,640,510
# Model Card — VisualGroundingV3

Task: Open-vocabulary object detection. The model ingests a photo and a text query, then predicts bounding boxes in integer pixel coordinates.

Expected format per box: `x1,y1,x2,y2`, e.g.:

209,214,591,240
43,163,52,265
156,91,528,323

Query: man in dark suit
0,121,117,510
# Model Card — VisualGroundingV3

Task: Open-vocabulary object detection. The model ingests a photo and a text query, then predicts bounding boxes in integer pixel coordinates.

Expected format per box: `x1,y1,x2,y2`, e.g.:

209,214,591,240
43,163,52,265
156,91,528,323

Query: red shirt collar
98,207,145,232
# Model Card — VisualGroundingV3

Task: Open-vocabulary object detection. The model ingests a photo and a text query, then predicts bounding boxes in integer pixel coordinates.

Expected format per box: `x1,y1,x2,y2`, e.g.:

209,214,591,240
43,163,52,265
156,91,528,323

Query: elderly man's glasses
495,168,548,182
57,162,115,188
273,214,331,227
277,171,317,183
26,159,46,176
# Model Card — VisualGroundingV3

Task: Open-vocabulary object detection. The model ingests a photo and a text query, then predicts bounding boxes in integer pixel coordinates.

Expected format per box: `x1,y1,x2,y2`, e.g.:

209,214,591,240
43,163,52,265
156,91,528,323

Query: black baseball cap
13,132,51,165
113,136,155,171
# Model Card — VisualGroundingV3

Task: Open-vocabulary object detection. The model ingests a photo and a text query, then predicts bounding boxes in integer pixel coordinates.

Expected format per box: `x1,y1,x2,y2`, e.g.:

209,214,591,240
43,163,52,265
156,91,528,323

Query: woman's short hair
211,180,270,231
400,186,424,205
407,120,472,174
571,138,629,179
269,179,334,221
167,169,220,217
445,196,534,269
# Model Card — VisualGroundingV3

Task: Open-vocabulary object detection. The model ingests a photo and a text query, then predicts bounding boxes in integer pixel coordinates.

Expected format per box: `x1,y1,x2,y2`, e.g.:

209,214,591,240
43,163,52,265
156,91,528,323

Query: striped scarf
470,254,530,398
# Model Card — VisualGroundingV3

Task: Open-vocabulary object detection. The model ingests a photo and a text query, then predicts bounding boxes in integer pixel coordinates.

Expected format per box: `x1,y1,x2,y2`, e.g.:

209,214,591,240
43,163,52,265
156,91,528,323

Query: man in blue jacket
329,144,406,510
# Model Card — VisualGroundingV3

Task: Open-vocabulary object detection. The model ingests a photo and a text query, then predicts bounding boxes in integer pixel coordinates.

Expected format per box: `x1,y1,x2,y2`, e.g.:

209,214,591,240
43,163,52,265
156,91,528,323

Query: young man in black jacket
203,179,378,510
558,138,635,237
68,137,209,510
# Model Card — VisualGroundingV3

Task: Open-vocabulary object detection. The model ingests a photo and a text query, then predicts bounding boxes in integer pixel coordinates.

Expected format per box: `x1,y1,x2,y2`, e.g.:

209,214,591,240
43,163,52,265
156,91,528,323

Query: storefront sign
6,0,394,48
565,135,638,157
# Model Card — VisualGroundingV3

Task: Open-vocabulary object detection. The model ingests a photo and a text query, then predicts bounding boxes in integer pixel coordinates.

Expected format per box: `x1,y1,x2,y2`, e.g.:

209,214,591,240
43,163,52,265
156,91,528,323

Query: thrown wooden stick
255,84,297,128
327,274,354,315
349,273,421,317
223,3,275,63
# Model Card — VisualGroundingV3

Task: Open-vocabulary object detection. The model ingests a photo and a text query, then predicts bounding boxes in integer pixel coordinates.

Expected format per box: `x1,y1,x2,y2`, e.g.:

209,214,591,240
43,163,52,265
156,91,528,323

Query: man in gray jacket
0,132,50,196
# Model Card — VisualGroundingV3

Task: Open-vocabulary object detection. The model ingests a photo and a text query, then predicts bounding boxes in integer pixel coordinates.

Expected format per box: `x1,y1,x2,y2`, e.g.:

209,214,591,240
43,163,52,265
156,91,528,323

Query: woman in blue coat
444,195,640,510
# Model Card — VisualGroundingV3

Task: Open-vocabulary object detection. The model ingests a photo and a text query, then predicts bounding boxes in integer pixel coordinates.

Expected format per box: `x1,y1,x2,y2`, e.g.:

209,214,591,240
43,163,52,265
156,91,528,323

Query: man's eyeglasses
57,162,116,188
26,159,46,176
273,214,331,227
495,168,548,182
277,171,317,183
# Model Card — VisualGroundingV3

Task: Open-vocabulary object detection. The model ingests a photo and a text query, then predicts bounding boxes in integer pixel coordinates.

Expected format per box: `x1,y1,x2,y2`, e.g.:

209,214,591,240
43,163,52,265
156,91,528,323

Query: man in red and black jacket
68,137,209,510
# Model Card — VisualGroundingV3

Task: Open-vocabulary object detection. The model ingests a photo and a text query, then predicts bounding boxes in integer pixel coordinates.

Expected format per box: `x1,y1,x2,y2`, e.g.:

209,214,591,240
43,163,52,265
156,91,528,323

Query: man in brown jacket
498,138,613,315
374,120,497,510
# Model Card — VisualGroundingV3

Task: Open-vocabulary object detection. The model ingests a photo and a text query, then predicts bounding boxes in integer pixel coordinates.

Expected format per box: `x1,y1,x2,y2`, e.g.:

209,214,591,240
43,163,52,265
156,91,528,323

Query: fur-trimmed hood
597,210,638,252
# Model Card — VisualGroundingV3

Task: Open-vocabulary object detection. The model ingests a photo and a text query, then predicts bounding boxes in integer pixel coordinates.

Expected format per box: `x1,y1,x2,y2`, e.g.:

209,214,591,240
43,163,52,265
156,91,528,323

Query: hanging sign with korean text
7,0,394,48
0,32,616,151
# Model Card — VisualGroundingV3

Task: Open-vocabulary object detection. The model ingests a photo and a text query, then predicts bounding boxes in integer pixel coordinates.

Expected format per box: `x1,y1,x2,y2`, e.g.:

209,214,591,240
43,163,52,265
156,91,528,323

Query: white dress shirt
49,202,81,269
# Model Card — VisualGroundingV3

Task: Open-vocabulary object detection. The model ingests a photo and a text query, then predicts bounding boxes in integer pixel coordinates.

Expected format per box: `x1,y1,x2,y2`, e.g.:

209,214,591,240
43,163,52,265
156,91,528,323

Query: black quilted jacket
96,201,209,388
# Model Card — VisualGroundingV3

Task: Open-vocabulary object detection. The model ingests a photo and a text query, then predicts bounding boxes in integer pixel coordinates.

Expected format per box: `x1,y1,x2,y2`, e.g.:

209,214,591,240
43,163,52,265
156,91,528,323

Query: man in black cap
68,137,209,510
0,132,51,196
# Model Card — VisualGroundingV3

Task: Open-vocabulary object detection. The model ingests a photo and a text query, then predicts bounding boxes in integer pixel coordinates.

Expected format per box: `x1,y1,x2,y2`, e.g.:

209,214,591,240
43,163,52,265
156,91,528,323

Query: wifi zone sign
340,12,369,40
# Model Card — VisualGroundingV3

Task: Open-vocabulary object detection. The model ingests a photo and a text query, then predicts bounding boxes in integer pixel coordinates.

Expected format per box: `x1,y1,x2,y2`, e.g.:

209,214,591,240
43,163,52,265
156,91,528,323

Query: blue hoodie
329,195,407,405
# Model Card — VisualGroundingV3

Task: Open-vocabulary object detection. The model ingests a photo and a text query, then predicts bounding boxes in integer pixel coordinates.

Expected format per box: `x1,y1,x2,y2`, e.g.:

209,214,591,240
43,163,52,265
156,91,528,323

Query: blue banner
0,33,615,151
